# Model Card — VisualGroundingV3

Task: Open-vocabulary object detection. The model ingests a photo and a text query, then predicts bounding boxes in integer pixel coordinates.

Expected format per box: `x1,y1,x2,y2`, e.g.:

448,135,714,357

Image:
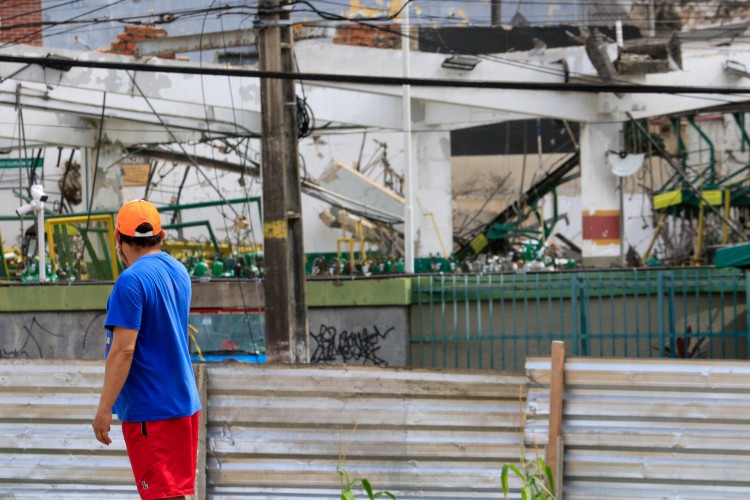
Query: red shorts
122,411,200,500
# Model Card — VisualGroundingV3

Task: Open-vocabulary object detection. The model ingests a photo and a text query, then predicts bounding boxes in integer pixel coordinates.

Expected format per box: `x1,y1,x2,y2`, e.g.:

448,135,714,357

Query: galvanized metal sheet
206,364,526,499
526,356,750,499
0,360,134,498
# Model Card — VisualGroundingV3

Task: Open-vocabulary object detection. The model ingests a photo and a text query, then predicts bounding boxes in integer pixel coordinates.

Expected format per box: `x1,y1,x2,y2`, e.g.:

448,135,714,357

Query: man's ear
158,230,166,244
115,231,122,244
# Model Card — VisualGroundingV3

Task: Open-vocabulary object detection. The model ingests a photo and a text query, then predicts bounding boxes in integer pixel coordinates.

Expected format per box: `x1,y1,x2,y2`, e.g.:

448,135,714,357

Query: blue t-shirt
104,252,201,422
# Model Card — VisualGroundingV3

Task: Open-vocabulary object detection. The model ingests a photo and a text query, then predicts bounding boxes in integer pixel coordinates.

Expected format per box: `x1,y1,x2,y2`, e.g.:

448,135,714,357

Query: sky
38,0,606,56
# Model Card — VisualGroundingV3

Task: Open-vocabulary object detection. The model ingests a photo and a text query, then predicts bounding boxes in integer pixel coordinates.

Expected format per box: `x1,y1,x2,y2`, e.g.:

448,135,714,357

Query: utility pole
258,0,309,363
491,0,502,27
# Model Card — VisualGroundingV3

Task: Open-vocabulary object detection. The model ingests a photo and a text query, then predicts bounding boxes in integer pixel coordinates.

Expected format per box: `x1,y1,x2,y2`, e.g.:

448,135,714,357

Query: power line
292,0,750,82
1,53,749,96
0,2,260,50
0,0,130,49
292,3,747,106
124,69,241,218
0,0,82,26
292,0,749,25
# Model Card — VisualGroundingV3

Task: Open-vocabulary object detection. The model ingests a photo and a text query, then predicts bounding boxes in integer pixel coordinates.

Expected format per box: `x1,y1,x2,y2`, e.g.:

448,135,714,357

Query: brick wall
333,23,403,49
102,25,180,59
0,0,43,46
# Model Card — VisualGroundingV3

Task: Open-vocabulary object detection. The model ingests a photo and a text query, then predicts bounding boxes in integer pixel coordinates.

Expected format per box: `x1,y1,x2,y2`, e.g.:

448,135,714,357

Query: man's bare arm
93,327,138,445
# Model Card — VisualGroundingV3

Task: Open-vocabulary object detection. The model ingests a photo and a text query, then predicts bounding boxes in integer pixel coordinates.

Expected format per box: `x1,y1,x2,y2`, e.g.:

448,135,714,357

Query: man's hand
93,407,113,445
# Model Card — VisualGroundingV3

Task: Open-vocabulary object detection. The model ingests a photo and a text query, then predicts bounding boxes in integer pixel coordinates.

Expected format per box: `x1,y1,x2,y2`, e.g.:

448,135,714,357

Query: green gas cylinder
395,259,405,273
194,260,209,277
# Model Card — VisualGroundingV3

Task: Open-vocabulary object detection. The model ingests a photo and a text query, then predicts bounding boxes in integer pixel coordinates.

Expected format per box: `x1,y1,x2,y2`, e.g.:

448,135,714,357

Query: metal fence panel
526,357,750,499
6,356,750,499
412,268,748,371
205,364,526,499
0,360,135,498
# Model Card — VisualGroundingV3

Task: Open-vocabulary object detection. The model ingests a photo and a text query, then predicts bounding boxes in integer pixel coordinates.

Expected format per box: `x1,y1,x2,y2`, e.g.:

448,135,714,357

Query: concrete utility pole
258,0,309,363
491,0,502,27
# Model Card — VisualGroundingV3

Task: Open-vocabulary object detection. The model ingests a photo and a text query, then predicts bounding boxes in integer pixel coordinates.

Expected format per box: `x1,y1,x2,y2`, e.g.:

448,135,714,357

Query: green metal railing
412,267,748,371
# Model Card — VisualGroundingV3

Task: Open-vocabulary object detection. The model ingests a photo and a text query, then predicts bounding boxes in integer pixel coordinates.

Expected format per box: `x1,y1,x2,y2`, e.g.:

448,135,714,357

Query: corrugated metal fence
412,268,748,371
0,360,526,499
0,360,134,499
526,357,750,499
205,364,526,499
7,358,750,499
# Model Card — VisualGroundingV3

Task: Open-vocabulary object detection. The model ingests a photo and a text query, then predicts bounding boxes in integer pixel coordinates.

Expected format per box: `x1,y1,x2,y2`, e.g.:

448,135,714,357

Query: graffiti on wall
0,317,61,358
81,312,107,351
310,323,394,366
0,312,105,359
0,348,29,359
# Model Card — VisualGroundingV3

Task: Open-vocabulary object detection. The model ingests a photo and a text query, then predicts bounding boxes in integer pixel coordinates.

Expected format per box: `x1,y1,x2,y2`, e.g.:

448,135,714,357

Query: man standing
93,199,201,500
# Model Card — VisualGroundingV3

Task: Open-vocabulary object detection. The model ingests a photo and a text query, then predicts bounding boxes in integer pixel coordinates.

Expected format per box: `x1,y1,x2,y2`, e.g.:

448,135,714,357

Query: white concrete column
579,121,622,266
85,142,125,212
413,129,452,259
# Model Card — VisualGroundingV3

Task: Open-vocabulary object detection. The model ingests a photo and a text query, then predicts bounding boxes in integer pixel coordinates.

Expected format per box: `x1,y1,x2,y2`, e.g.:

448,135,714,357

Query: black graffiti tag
0,317,66,359
310,324,394,367
0,348,29,359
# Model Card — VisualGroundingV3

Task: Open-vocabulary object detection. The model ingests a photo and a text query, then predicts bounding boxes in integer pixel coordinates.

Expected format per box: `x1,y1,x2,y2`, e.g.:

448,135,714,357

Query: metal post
258,0,308,363
648,0,656,38
580,0,587,26
571,275,579,356
657,272,665,357
403,2,414,273
667,271,676,358
38,199,46,282
619,177,624,265
578,274,588,356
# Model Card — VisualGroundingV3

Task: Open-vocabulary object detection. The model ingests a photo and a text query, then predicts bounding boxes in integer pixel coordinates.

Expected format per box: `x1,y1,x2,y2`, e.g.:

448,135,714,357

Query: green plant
338,424,396,500
501,455,556,500
502,385,556,500
338,465,396,500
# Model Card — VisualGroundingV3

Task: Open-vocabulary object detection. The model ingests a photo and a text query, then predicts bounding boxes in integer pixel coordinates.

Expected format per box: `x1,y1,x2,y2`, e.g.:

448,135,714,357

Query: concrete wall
0,311,104,360
0,278,414,366
308,306,409,367
0,306,413,366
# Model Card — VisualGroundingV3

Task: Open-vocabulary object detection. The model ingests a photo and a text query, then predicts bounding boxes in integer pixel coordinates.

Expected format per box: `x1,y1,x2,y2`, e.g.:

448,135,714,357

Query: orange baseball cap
116,199,162,237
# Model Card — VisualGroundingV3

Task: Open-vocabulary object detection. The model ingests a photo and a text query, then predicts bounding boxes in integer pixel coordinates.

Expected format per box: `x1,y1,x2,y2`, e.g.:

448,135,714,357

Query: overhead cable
1,53,749,95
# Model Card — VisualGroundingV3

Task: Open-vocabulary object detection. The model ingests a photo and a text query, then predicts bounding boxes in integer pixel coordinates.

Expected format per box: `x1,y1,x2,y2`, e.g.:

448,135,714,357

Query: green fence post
416,275,423,367
667,271,676,358
747,270,750,360
578,273,589,356
571,274,579,356
657,272,666,358
476,273,483,369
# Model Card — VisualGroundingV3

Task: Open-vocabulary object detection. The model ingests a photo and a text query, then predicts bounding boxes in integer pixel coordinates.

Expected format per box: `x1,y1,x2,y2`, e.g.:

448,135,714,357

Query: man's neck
127,246,162,265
